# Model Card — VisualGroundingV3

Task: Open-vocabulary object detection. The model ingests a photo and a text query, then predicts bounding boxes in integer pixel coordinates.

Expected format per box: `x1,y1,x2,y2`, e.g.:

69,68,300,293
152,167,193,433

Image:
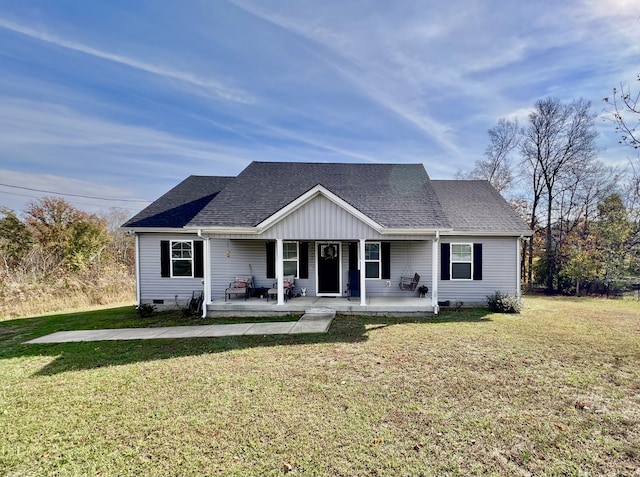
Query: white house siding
138,233,204,306
438,236,518,305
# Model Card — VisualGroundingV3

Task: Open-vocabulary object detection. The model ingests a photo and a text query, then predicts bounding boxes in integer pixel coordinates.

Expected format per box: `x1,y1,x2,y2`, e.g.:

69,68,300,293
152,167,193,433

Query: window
171,240,193,277
365,242,381,279
283,241,299,278
451,243,472,280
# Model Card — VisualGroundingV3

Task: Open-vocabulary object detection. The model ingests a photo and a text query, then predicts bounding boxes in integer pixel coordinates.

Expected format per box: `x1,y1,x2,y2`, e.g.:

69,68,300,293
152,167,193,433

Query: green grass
1,297,639,476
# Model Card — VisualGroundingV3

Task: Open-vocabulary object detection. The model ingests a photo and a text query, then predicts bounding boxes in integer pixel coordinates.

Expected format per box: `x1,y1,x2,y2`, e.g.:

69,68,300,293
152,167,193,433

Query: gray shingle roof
123,176,234,228
123,163,532,235
187,162,450,229
431,180,532,234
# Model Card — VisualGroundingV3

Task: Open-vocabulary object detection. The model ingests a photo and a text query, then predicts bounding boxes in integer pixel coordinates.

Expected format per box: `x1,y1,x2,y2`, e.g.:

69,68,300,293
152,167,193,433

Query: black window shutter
381,242,391,280
160,240,170,277
266,242,275,279
299,242,309,279
473,243,483,280
194,241,204,278
441,243,450,280
348,242,358,271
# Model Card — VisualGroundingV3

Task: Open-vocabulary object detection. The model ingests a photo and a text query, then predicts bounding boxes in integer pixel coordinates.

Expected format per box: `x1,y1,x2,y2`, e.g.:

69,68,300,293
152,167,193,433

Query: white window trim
365,241,382,280
170,239,194,278
450,242,473,281
283,241,299,279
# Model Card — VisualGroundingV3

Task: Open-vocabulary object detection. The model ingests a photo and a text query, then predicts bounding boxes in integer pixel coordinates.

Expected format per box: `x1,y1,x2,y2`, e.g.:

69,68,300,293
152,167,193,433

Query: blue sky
0,0,638,216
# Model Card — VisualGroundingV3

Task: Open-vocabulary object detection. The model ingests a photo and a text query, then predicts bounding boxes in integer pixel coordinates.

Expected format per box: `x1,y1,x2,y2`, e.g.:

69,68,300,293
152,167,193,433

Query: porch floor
207,295,434,317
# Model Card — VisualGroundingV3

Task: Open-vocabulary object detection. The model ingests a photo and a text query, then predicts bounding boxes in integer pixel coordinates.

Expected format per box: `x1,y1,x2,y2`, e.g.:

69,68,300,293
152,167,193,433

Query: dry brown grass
0,266,135,319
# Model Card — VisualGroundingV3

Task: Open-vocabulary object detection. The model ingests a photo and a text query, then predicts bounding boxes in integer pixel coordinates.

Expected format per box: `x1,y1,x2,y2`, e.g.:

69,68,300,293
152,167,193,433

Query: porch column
276,238,285,305
359,238,367,306
432,231,439,315
134,233,141,307
201,236,211,318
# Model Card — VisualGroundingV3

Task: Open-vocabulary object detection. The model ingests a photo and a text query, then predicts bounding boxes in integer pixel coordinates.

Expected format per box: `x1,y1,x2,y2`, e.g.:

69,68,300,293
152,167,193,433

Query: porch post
134,233,141,307
432,231,439,315
276,238,284,305
201,235,211,318
359,238,366,306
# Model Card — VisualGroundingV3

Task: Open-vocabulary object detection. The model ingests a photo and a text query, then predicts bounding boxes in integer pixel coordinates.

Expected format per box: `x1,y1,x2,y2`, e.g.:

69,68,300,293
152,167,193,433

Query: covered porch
206,295,434,318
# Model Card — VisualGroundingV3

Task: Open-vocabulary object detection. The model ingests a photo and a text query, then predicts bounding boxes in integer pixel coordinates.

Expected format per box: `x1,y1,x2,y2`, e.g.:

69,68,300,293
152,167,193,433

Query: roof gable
257,184,383,232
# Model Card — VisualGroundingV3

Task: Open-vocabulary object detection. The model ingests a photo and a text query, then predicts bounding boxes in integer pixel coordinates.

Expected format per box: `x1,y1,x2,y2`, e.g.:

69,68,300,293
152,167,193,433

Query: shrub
137,303,156,318
486,291,521,314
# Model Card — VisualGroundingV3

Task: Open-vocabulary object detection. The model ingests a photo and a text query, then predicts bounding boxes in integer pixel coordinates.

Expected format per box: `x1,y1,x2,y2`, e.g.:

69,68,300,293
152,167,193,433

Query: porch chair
189,290,204,314
225,276,253,302
267,275,295,302
399,273,420,291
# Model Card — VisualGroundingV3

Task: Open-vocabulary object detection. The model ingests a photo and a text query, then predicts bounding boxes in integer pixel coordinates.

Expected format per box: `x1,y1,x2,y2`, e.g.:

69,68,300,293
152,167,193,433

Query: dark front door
317,243,341,295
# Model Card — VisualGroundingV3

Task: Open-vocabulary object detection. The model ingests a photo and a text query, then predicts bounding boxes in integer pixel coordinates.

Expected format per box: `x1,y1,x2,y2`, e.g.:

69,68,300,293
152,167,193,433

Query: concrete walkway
25,309,336,344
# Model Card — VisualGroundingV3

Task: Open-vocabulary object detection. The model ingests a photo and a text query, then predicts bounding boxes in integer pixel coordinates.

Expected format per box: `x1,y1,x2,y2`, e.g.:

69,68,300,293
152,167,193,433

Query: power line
0,189,143,213
0,182,151,203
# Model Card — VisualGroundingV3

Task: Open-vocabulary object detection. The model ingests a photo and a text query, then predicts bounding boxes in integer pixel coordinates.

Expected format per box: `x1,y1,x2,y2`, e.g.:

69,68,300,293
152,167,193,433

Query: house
122,162,532,316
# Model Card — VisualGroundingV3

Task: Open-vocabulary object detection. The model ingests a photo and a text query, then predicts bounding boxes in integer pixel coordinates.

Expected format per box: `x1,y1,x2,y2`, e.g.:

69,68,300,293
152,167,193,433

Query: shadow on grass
0,306,492,376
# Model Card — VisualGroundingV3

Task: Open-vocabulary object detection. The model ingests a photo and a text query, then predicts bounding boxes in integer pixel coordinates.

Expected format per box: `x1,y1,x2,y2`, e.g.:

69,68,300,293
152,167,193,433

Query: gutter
517,235,526,303
432,230,440,315
121,227,197,234
439,230,534,237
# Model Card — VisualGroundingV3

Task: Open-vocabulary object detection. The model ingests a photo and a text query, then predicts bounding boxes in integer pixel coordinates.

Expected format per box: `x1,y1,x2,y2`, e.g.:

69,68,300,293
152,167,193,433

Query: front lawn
0,297,638,476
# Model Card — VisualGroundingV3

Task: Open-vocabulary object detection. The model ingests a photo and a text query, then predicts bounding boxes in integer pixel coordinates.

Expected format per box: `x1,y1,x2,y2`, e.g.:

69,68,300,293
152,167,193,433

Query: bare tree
604,74,640,149
604,74,640,216
99,207,135,270
521,97,599,292
519,136,546,289
456,118,520,194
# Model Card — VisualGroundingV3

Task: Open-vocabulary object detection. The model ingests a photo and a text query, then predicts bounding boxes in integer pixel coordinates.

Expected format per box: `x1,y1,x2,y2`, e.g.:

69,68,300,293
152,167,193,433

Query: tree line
457,89,640,296
0,198,135,317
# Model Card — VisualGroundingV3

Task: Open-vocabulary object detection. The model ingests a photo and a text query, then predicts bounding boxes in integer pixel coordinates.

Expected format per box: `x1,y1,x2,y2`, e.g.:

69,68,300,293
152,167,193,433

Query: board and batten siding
257,194,432,241
138,233,204,305
438,236,519,304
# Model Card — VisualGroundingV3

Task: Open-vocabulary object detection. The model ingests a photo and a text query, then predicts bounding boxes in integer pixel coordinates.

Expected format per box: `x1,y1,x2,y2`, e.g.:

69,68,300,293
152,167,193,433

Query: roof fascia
440,230,534,237
185,226,260,235
120,227,197,234
379,228,450,235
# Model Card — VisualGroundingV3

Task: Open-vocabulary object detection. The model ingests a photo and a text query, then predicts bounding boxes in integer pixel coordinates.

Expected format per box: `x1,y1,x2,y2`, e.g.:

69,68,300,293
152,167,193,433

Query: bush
486,291,521,314
137,303,156,318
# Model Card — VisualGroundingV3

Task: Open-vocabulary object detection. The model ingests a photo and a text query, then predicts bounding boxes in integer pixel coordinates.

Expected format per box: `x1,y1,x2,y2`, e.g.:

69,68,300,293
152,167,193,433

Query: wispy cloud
0,97,243,162
229,1,463,158
0,17,254,104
